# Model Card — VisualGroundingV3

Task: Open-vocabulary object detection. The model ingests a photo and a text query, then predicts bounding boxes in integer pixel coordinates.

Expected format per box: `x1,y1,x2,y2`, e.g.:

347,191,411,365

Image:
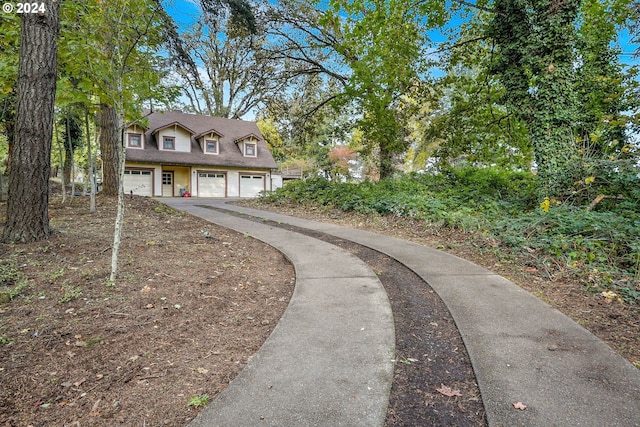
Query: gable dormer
125,123,147,150
195,129,224,155
152,122,195,153
234,134,261,158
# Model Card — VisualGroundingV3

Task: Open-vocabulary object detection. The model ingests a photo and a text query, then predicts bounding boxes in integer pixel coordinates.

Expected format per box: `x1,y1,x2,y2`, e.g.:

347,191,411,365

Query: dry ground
0,194,294,426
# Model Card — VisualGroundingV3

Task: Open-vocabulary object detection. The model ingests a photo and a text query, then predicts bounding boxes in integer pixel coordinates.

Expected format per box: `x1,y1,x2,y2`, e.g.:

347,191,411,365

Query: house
124,110,279,197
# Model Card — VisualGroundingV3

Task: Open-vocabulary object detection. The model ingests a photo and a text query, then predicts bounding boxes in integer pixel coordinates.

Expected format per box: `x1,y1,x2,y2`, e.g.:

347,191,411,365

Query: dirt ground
0,194,294,426
239,200,640,368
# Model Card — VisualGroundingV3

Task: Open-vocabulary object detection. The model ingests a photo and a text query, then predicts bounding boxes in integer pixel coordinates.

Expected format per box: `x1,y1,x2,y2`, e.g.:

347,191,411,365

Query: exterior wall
237,136,259,158
124,162,273,198
198,133,221,155
157,126,192,152
125,125,146,150
191,168,271,197
161,166,191,196
227,171,240,197
271,175,283,191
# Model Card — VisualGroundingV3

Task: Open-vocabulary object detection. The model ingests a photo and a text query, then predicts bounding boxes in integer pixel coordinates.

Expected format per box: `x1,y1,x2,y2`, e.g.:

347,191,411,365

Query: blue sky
162,0,200,29
163,0,638,63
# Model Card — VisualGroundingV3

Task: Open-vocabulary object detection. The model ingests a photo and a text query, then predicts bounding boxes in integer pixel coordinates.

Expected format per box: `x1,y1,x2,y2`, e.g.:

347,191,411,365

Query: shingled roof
125,110,277,169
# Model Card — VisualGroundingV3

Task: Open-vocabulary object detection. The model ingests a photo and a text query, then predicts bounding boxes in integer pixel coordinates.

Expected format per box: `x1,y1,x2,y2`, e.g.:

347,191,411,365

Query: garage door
123,169,153,196
198,173,226,197
240,174,265,197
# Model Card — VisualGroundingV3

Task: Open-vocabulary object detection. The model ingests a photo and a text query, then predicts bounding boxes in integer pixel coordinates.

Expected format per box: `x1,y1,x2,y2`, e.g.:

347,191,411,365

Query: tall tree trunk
98,103,120,196
110,111,126,283
85,110,97,213
63,116,72,185
379,144,394,180
55,120,67,204
3,1,61,243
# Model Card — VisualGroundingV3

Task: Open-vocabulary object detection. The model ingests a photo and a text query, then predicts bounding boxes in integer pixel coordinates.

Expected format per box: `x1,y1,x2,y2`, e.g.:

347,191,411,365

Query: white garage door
240,175,265,197
198,173,226,197
123,169,153,196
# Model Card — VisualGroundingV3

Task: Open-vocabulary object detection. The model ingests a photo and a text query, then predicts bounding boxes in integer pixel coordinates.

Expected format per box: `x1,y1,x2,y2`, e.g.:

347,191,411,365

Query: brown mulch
0,194,294,426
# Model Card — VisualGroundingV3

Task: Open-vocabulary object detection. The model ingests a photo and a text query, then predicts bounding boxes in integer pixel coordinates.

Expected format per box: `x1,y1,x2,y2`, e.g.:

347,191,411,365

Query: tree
176,17,282,119
328,145,357,181
410,11,532,171
265,0,448,179
256,116,287,162
487,0,582,199
574,0,636,157
0,13,21,203
261,73,351,175
59,108,83,187
90,0,255,195
3,0,62,243
100,0,255,282
86,0,173,196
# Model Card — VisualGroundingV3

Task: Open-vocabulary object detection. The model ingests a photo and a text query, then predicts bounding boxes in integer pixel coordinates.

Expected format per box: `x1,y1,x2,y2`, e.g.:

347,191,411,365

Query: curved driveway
161,198,640,427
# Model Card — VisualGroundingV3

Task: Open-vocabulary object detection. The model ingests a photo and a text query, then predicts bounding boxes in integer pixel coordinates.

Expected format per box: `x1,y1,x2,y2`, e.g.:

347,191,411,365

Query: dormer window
205,139,218,154
128,133,142,148
244,142,256,157
163,136,175,150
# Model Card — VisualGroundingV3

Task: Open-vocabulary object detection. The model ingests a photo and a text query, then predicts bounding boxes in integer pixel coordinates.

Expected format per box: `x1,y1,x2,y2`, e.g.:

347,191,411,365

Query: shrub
262,167,639,302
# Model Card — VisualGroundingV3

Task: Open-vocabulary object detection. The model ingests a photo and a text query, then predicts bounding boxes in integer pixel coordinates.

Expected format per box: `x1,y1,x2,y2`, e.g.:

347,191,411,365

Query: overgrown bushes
263,166,640,303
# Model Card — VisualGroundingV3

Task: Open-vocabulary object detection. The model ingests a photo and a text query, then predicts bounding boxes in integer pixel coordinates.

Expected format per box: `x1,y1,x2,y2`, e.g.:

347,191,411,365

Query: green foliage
263,166,640,303
266,167,537,219
58,284,83,303
575,0,637,158
571,159,640,207
486,0,637,199
323,0,448,178
422,11,533,171
498,0,581,197
492,206,640,302
57,0,179,118
187,394,209,408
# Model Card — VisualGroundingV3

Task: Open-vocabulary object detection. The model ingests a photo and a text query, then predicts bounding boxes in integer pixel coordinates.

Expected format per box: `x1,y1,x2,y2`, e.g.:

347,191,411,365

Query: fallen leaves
513,401,527,410
435,384,462,397
601,290,622,303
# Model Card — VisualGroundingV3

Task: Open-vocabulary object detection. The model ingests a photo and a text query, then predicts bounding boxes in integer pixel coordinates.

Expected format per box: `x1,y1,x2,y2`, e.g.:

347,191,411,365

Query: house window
163,136,175,150
128,133,142,148
205,139,218,154
162,172,172,185
244,142,256,157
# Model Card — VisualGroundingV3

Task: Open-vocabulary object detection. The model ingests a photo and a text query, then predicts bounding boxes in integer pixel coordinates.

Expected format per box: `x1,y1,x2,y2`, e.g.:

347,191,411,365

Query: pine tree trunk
3,1,61,243
98,104,120,196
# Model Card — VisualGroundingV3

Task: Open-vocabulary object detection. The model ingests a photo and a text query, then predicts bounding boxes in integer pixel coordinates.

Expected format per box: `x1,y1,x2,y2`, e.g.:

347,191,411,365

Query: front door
162,171,173,197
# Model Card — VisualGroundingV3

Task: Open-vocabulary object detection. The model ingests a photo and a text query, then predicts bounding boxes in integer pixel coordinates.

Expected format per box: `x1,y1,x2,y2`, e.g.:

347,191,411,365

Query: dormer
235,134,261,158
125,124,147,150
195,129,224,155
152,122,195,153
